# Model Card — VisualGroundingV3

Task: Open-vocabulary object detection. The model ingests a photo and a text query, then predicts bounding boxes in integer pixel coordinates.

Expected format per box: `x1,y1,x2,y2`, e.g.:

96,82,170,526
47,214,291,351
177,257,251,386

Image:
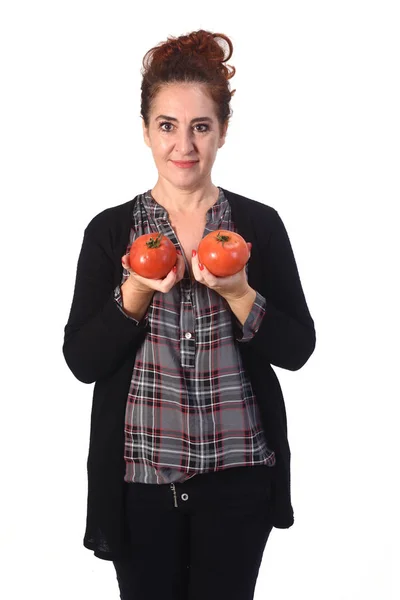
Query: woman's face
143,83,228,191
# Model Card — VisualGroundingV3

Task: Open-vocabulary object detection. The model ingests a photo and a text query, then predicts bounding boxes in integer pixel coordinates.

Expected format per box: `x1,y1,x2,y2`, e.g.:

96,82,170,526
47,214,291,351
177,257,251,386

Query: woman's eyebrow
155,115,213,123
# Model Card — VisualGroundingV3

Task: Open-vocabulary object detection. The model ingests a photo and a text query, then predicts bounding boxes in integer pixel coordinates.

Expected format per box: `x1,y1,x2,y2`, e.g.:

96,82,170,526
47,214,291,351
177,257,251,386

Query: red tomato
129,232,177,279
198,230,250,277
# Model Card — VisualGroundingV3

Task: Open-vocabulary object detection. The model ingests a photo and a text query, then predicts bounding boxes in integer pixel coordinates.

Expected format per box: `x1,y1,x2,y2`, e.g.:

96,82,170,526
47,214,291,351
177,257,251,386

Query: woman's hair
140,30,236,129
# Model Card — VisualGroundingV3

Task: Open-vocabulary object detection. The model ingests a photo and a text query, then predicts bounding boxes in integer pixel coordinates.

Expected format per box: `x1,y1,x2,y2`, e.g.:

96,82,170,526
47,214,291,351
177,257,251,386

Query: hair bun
148,30,235,82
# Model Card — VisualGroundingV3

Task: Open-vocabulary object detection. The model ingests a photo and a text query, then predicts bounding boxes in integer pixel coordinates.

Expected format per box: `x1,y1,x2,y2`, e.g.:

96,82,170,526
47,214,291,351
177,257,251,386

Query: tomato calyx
145,232,163,249
215,232,230,246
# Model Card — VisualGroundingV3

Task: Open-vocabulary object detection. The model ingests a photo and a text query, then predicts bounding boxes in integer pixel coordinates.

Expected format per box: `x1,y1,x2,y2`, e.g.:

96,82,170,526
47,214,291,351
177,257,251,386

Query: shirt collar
142,187,228,224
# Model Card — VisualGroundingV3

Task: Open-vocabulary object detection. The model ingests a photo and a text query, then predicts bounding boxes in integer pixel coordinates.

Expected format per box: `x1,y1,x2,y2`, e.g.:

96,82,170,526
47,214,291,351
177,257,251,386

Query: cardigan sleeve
62,223,148,384
113,283,143,324
234,290,266,342
243,210,316,371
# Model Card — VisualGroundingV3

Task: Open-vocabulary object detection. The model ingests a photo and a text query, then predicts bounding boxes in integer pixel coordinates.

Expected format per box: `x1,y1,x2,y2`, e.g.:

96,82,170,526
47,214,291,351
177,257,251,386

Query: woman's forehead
150,83,217,116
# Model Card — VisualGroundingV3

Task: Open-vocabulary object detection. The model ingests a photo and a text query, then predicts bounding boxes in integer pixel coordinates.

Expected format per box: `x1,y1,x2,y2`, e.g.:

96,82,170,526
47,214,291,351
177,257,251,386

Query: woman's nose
176,130,195,154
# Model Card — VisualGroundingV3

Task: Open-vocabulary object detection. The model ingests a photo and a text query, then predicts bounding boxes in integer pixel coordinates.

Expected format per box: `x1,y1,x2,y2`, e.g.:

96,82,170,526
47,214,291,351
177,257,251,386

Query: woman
63,29,316,600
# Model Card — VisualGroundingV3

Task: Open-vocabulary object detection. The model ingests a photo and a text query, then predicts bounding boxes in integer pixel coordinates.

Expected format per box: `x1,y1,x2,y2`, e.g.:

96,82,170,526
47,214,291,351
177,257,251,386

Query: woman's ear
142,118,151,148
218,121,229,148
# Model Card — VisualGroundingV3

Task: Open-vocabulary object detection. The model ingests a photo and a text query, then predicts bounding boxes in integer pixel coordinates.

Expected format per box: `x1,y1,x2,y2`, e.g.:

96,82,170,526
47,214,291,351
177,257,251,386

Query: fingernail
192,250,196,257
248,242,252,250
199,263,204,271
176,249,182,255
173,265,177,273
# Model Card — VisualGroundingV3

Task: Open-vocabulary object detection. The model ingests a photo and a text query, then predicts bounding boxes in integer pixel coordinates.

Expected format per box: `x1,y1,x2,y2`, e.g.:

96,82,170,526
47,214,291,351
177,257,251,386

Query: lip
171,160,199,169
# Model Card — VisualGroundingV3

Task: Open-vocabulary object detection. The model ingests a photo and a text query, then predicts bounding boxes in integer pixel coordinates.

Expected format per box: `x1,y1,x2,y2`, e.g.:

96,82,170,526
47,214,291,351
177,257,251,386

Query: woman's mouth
171,160,199,169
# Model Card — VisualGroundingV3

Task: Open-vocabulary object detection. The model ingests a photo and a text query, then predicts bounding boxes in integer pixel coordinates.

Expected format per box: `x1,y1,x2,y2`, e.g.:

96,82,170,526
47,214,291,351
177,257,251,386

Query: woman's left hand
191,243,253,301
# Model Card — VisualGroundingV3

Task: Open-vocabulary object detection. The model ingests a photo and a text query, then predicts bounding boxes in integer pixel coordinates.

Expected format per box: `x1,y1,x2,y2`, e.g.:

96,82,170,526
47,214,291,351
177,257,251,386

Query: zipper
170,482,178,507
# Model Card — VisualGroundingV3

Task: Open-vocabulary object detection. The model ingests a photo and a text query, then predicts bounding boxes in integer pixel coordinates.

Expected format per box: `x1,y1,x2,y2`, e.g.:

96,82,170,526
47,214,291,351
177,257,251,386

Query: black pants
113,465,275,600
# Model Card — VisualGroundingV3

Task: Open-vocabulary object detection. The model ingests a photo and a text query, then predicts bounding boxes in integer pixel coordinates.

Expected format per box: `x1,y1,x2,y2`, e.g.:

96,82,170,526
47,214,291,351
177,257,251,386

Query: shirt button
181,493,189,501
184,332,192,340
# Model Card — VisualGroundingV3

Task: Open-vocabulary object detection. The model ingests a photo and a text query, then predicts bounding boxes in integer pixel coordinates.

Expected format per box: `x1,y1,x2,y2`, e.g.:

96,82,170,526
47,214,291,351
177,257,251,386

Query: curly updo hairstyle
140,30,236,131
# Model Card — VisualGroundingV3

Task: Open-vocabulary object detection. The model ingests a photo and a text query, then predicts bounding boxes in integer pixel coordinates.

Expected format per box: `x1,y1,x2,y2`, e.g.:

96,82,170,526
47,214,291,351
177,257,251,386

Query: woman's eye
158,122,209,133
159,122,173,132
194,124,209,133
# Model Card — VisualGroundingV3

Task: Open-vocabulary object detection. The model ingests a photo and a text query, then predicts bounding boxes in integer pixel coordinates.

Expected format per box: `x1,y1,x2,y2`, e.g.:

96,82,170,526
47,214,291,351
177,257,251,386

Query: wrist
223,285,255,304
121,277,154,297
120,278,154,321
224,286,257,326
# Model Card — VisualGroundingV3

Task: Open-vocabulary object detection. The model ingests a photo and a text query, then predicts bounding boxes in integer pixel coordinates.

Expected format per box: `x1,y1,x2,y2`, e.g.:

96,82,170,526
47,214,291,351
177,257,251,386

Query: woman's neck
150,181,219,215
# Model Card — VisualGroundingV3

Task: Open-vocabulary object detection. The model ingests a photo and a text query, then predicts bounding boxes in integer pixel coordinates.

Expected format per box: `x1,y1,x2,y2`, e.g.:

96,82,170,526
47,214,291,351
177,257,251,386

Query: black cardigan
62,188,316,561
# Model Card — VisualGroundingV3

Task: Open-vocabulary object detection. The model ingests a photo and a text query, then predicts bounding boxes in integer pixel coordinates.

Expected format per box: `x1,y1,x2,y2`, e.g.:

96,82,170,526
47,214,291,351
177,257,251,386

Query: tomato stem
215,231,230,245
146,232,163,249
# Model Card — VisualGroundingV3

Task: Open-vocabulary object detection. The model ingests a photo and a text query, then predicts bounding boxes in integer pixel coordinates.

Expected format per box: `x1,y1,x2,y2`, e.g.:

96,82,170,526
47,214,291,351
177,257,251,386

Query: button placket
153,214,196,368
155,217,190,279
180,284,196,369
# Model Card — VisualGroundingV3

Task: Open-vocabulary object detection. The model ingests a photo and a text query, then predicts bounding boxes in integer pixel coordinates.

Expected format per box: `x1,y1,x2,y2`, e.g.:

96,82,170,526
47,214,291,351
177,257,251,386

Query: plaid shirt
113,187,276,484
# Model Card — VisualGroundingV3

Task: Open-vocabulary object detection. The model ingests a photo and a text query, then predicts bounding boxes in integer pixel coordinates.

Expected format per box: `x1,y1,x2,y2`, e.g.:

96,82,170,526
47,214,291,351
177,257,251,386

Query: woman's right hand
121,251,186,295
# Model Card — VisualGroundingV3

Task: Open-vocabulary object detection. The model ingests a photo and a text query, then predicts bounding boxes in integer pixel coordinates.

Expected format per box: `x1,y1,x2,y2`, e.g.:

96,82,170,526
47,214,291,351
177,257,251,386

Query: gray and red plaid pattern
114,188,276,484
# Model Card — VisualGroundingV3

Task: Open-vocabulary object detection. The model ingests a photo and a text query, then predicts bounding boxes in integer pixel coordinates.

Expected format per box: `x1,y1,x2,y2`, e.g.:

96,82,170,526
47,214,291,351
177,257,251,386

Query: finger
131,266,167,285
244,243,251,265
191,250,204,283
191,251,218,287
158,264,181,293
121,255,135,276
175,253,186,281
197,261,215,283
158,273,174,292
122,255,180,292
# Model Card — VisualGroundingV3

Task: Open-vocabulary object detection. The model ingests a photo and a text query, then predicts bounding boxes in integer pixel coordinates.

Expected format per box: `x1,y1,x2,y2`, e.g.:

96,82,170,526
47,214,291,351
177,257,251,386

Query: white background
1,1,399,599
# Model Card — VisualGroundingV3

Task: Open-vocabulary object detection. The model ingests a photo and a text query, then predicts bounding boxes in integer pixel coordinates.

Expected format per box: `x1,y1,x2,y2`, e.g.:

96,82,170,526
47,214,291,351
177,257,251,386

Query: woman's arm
245,210,316,371
62,225,149,384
